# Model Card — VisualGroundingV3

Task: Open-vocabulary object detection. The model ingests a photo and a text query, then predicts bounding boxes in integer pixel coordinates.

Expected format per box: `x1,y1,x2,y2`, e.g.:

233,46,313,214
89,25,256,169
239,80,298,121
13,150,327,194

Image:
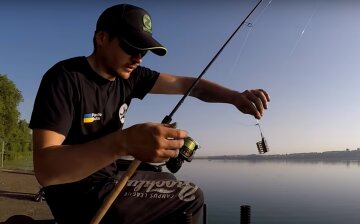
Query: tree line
196,149,360,161
0,74,32,160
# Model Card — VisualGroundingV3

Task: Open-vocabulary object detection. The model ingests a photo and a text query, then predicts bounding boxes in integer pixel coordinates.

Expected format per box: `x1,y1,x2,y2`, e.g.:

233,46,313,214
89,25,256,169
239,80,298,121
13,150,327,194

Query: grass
1,157,33,171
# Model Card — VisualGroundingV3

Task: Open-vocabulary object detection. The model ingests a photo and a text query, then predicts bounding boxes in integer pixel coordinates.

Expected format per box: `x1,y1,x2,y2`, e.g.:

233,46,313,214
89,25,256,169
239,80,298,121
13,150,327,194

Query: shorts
43,162,204,224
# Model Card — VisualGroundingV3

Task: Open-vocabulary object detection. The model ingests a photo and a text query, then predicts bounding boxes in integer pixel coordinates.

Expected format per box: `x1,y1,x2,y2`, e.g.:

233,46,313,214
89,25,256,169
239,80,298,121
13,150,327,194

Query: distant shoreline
195,149,360,161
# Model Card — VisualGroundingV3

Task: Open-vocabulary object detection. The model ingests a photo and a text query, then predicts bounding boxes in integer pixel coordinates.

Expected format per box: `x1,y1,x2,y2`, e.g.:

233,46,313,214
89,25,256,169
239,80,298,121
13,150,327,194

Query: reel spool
166,136,200,173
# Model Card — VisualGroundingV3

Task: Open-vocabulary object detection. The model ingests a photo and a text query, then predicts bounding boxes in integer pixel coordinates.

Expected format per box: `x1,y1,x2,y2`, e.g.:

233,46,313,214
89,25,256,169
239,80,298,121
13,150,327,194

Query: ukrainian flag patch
83,113,102,123
83,113,94,123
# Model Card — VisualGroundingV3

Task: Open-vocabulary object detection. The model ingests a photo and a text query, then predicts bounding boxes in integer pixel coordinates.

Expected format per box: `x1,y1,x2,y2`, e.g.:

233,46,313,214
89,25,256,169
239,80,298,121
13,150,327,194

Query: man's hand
119,123,187,163
234,89,270,119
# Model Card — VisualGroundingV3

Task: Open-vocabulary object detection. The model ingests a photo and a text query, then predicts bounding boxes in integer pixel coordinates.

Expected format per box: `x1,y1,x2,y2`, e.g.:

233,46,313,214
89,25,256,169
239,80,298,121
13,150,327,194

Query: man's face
98,33,147,79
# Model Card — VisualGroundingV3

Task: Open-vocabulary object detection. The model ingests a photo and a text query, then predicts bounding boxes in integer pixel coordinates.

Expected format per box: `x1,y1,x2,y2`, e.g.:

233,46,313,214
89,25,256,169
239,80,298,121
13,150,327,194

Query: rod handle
90,159,141,224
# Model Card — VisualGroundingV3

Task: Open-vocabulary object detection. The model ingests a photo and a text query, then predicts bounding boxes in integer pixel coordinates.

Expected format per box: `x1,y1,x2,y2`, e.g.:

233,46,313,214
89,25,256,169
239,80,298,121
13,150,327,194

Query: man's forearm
34,132,124,187
190,79,238,105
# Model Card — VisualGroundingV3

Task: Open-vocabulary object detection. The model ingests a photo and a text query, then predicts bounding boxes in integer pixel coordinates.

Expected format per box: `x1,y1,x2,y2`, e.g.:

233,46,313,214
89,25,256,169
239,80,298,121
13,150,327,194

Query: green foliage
0,74,32,161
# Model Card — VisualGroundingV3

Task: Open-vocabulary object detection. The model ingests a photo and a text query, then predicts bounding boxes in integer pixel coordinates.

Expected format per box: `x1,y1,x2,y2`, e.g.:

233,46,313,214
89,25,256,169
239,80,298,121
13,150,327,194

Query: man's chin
118,70,131,79
110,69,131,79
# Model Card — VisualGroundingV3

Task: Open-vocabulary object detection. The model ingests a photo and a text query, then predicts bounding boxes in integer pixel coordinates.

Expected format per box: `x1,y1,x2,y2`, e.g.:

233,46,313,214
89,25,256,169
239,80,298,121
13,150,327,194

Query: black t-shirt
29,56,159,180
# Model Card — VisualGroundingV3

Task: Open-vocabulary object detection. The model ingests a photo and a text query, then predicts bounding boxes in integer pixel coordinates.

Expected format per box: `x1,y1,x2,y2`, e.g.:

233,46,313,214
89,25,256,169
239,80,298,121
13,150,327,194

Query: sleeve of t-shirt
128,66,160,100
29,63,74,136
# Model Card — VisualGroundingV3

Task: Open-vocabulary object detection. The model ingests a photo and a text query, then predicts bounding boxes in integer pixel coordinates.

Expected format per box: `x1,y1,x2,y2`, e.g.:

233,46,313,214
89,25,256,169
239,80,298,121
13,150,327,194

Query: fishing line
238,121,259,127
236,119,269,153
162,0,264,124
226,0,272,154
227,0,273,77
256,119,264,138
288,2,319,57
226,116,268,154
253,0,273,23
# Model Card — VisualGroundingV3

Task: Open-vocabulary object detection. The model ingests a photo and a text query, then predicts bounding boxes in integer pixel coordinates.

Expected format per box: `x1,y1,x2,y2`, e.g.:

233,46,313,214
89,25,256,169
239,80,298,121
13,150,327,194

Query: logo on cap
142,14,152,33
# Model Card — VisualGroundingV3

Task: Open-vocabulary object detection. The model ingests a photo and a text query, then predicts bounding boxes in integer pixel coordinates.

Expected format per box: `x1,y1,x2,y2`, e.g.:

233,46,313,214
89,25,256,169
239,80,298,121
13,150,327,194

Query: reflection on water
174,160,360,224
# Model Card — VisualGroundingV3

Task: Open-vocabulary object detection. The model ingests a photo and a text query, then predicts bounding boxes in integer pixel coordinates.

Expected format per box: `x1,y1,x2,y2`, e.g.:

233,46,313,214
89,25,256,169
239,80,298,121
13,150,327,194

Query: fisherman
29,3,270,224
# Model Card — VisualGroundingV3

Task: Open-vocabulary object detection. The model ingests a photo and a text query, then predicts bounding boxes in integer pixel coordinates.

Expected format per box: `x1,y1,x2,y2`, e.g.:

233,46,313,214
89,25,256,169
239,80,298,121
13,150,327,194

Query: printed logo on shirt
118,103,128,124
83,113,102,123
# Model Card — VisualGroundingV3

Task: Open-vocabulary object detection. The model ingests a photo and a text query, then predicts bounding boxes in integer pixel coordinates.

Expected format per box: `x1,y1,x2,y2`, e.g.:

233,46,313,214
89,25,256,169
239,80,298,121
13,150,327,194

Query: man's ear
95,31,107,47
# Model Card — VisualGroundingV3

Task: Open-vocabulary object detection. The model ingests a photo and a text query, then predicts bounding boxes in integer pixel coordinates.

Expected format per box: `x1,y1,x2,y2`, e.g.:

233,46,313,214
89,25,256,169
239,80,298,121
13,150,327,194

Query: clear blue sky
1,0,359,156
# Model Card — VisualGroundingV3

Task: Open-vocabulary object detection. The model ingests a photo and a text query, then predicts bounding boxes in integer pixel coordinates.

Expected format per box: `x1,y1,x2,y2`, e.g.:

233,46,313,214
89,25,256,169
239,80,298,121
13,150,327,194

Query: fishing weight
255,121,269,154
256,137,269,154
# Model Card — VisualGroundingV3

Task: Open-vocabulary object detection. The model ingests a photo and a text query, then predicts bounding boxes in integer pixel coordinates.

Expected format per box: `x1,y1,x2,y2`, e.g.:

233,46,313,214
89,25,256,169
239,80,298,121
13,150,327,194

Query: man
30,4,270,224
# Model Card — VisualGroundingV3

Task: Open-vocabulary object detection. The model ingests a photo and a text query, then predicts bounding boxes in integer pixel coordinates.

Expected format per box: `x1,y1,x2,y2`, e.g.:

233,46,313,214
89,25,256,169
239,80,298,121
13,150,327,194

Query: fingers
151,123,187,148
152,149,179,163
241,89,270,119
252,89,270,110
163,122,177,128
158,124,185,161
165,138,184,150
128,123,188,162
160,123,188,140
244,90,263,116
152,145,180,163
164,149,180,159
158,124,186,161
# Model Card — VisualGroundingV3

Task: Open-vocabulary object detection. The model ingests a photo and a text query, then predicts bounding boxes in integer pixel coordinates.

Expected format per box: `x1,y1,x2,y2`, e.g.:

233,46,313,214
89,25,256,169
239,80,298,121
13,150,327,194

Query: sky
0,0,359,156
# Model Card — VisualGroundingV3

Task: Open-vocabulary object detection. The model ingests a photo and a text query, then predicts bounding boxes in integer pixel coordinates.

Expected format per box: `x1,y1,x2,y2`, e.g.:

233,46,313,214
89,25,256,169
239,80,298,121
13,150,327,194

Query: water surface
175,159,360,223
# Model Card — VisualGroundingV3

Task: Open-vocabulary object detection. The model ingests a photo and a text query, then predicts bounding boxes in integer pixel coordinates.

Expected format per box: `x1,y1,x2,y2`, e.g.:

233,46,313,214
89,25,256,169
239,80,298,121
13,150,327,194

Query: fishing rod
162,0,263,125
90,1,264,223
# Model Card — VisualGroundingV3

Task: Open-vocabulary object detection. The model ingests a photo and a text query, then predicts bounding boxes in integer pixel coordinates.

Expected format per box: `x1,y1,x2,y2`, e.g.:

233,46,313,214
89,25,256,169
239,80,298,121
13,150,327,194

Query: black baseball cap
96,4,167,56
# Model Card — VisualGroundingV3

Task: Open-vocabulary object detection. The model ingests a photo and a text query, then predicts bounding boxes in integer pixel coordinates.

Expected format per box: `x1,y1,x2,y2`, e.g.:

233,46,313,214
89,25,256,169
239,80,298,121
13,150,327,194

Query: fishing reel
166,136,200,173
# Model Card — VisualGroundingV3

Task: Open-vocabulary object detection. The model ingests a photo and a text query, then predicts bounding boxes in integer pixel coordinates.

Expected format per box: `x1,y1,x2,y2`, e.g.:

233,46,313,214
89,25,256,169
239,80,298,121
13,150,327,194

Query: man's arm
33,123,187,187
151,73,270,119
33,129,121,187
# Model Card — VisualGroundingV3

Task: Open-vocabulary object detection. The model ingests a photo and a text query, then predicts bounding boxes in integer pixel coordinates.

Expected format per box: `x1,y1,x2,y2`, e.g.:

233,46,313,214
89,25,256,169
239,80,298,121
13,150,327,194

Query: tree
0,74,22,138
0,74,32,160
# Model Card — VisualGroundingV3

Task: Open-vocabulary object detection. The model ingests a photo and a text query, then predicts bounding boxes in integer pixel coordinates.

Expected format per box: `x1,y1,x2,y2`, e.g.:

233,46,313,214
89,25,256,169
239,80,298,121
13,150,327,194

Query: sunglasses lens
119,40,147,57
140,50,147,57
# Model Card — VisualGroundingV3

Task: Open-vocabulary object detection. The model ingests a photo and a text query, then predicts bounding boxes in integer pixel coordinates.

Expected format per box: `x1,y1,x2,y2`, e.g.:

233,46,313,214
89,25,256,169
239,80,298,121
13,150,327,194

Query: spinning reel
166,136,200,173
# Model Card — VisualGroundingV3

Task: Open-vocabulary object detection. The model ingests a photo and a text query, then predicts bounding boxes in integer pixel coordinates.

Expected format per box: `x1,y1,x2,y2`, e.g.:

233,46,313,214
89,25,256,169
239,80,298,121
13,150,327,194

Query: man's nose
131,54,142,63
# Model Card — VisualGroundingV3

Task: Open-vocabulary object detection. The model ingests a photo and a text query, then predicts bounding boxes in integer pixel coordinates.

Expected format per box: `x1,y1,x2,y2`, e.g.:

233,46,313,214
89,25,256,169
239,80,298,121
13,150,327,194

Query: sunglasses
119,40,148,58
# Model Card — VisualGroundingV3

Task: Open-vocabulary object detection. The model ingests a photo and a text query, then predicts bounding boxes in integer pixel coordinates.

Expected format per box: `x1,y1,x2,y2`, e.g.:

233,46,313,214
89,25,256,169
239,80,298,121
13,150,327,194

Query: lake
175,159,360,224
